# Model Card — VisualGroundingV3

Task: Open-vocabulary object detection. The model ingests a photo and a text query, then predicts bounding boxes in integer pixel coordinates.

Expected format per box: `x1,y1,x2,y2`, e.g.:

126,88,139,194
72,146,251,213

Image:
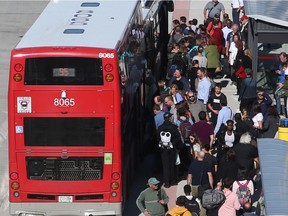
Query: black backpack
202,189,225,210
185,197,200,215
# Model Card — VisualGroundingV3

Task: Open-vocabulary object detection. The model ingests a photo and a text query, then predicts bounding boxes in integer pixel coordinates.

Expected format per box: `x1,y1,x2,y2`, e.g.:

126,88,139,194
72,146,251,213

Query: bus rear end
8,47,122,216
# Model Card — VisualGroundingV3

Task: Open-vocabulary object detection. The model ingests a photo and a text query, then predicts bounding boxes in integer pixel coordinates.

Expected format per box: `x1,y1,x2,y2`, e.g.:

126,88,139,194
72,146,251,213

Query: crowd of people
135,0,285,215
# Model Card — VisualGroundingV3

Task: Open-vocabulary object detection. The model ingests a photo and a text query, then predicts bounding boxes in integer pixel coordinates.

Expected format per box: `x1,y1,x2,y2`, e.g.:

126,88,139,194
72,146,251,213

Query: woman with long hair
262,105,280,138
217,149,239,183
252,104,263,130
188,133,202,159
169,83,184,104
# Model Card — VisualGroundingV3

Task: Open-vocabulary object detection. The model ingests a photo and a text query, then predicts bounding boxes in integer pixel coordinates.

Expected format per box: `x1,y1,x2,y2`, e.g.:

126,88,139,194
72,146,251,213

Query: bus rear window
24,117,105,146
24,57,103,85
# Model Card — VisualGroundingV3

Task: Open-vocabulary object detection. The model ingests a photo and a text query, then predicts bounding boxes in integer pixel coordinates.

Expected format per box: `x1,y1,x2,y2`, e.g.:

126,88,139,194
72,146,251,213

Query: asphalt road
0,1,236,216
0,1,49,215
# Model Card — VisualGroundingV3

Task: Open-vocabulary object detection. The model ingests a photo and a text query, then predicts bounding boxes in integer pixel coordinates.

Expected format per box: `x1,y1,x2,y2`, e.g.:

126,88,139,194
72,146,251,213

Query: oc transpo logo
17,97,32,113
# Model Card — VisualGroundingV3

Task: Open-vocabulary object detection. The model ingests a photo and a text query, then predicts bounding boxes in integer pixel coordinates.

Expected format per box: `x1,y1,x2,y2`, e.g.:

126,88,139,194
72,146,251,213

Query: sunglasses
188,96,195,98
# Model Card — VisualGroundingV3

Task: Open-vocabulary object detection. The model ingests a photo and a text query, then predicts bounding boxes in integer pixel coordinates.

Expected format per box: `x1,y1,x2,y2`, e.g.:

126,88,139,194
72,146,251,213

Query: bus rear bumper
10,202,122,216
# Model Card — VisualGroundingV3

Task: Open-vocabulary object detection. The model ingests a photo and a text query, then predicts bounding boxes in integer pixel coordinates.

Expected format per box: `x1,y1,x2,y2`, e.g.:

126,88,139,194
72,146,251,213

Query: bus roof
257,138,288,215
15,0,140,50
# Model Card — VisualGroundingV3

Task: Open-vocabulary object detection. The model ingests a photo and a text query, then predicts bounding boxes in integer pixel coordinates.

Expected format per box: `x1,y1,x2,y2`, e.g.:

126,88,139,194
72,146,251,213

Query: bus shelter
244,0,288,90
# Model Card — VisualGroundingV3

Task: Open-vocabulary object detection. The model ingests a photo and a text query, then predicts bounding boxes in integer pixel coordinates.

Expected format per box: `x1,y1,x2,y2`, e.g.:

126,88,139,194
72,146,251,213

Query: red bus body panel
8,47,122,203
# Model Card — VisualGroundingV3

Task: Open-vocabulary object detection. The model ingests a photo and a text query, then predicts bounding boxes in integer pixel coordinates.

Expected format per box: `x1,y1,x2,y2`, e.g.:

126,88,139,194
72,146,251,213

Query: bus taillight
111,182,119,190
112,172,120,180
105,74,114,82
13,73,22,82
104,63,113,72
10,172,18,180
14,63,23,72
13,191,20,198
11,182,20,190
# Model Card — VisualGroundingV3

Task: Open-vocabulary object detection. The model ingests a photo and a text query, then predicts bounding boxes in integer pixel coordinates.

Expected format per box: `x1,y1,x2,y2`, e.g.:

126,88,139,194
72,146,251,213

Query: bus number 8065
54,98,75,107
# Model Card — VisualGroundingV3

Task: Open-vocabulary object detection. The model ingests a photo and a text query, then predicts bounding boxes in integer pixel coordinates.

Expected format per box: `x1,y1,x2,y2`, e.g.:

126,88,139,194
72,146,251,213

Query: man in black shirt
187,151,213,197
207,83,227,128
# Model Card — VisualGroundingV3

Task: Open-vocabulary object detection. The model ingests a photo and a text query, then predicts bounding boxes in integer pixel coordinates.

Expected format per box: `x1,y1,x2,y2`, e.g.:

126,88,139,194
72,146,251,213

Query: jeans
275,93,282,114
232,8,240,28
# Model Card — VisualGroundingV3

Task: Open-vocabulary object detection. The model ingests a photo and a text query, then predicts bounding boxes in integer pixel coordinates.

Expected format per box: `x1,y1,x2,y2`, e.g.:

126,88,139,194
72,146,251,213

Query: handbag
197,164,205,198
197,185,205,198
275,86,286,98
230,72,238,82
175,152,181,165
157,189,168,213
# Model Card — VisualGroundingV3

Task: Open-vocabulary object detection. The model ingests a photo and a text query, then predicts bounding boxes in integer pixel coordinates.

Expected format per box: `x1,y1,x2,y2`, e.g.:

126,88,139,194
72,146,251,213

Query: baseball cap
240,15,248,21
163,112,173,119
147,177,160,185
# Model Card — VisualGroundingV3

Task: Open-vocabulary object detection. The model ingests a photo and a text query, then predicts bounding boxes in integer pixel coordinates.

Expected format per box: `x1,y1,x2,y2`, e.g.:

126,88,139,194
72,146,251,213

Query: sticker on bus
104,153,112,164
15,126,23,134
17,97,32,113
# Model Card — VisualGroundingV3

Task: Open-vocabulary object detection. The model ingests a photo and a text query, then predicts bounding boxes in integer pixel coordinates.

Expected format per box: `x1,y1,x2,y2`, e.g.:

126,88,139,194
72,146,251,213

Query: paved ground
172,0,234,26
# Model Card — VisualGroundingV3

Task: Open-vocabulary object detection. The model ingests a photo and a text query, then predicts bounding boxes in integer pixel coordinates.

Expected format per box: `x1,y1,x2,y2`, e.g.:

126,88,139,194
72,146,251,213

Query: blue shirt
278,64,285,84
176,116,194,127
197,77,211,104
214,106,234,134
154,111,165,129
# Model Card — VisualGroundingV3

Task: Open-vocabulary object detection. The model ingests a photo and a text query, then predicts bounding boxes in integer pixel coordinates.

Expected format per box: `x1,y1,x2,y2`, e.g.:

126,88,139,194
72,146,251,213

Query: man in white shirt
231,0,244,27
222,19,233,49
221,19,233,77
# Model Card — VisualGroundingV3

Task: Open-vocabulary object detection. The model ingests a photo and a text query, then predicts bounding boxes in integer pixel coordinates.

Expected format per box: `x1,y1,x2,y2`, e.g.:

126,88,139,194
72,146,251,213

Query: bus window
24,57,103,85
24,117,105,146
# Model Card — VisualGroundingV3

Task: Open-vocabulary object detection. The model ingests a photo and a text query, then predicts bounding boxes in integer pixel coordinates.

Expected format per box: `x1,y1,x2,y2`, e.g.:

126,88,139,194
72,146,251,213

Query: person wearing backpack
176,106,193,177
166,195,192,216
158,112,184,188
232,168,254,209
218,178,241,216
183,184,200,216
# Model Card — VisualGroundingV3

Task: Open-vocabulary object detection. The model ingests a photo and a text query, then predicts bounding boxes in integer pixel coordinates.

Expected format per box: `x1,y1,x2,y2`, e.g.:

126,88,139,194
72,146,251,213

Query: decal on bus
99,53,115,58
53,98,75,107
17,97,32,113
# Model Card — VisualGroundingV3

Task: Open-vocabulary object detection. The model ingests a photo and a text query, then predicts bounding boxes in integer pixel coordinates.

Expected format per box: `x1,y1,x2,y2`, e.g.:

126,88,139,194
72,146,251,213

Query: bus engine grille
26,157,104,181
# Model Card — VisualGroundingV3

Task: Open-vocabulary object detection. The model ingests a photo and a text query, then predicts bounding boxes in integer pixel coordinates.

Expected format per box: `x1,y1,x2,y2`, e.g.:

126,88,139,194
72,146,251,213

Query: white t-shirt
252,113,263,127
193,143,201,153
229,42,238,66
192,55,207,68
225,131,235,147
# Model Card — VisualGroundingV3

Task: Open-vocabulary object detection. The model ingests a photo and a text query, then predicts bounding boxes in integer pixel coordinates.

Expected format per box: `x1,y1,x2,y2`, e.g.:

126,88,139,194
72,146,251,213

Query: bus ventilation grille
26,157,104,181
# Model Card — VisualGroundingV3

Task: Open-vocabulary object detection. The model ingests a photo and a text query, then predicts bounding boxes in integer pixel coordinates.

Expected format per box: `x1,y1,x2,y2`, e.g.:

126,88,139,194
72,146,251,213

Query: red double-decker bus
8,0,172,215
